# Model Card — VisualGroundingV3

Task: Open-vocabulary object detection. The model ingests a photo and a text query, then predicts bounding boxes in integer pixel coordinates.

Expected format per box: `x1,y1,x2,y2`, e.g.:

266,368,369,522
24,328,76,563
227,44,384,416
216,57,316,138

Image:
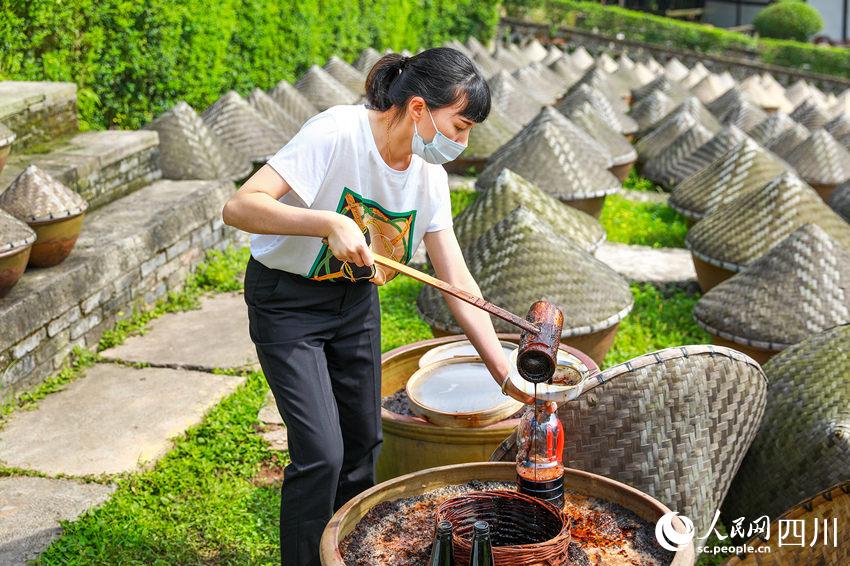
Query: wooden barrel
320,462,696,566
563,195,606,219
691,253,736,293
378,335,598,482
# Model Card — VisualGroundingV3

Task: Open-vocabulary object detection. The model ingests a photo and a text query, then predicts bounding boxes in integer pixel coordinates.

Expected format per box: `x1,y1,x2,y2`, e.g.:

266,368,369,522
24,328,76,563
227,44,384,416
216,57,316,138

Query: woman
222,47,531,566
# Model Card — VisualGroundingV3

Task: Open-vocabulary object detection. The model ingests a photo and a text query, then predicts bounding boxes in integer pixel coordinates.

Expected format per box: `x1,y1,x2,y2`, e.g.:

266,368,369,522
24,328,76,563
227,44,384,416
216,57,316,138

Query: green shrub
0,1,499,130
753,0,823,42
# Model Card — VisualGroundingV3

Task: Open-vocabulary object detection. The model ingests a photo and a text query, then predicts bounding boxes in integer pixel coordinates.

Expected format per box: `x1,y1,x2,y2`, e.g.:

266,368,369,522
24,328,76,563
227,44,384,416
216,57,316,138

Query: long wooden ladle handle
371,254,540,335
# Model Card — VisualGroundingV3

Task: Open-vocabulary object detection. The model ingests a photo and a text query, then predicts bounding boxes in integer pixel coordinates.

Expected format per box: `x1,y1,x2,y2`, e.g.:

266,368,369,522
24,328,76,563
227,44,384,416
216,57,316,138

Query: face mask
411,106,467,165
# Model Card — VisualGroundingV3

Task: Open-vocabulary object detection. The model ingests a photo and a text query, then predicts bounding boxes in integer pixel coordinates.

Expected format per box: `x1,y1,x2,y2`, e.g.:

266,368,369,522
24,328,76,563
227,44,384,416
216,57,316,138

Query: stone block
47,306,81,338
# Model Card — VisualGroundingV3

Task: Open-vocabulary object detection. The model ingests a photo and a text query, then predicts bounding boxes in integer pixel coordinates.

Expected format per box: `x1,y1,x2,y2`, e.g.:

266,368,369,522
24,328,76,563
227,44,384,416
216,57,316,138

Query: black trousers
243,255,382,566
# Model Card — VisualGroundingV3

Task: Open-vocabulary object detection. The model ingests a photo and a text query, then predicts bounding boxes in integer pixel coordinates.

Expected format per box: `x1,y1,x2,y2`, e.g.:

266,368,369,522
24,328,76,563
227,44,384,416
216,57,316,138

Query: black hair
365,47,491,124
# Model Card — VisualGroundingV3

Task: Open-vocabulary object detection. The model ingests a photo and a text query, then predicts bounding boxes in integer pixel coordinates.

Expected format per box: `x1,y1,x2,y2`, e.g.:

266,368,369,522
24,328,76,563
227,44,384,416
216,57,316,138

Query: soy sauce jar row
429,520,494,566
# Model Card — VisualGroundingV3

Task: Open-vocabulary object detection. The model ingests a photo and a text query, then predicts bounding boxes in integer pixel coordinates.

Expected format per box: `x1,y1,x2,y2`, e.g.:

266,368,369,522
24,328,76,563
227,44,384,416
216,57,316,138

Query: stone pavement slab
100,292,258,371
595,241,697,288
0,363,244,476
0,476,115,565
257,391,287,452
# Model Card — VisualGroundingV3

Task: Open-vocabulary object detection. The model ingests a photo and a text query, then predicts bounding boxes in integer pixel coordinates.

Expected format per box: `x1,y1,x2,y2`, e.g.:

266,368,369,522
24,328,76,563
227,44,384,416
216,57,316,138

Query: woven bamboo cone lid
454,169,605,251
686,172,850,276
294,64,358,111
694,224,850,360
548,56,582,88
721,324,850,528
559,100,637,167
491,344,768,536
0,207,36,256
146,101,252,181
247,88,301,140
829,179,850,221
568,66,631,112
443,104,519,174
764,120,810,159
691,73,731,105
631,75,690,106
825,111,850,139
0,164,88,224
268,79,319,125
784,129,850,200
660,125,748,189
569,46,595,71
511,65,560,105
201,91,288,162
663,58,689,82
557,83,637,136
477,107,619,207
323,56,366,96
416,206,633,341
715,98,768,134
353,47,382,73
669,138,787,221
642,121,714,187
629,89,675,133
487,69,544,126
790,99,831,131
749,111,799,147
635,99,720,162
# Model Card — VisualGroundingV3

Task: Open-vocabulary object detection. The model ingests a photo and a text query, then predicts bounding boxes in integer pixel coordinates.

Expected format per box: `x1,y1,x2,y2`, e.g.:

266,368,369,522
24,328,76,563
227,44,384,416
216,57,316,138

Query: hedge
752,0,823,42
505,0,850,82
0,0,499,130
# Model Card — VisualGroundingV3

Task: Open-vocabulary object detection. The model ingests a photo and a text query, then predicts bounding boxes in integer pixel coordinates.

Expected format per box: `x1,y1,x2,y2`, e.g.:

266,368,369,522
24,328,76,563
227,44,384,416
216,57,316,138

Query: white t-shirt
250,104,453,283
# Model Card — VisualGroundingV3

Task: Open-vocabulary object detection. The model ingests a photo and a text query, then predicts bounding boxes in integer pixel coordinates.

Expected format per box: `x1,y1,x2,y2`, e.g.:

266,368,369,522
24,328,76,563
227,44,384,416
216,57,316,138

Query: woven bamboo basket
437,490,571,566
722,324,850,526
722,481,850,566
491,345,768,536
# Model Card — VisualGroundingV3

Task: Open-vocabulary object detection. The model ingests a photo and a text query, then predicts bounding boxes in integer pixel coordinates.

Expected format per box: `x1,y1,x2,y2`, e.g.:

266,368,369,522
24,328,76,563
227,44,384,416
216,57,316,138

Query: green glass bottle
429,520,455,566
469,520,494,566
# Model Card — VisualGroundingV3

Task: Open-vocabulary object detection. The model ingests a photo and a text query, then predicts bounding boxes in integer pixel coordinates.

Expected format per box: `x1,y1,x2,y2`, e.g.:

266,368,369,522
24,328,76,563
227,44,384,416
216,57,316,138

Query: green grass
623,169,664,193
600,194,689,249
449,188,479,218
379,277,432,352
604,284,710,368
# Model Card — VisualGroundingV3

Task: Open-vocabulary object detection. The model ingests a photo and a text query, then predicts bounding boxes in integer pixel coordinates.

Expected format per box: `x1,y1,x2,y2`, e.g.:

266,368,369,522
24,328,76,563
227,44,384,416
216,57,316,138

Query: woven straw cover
522,38,548,62
765,120,810,159
471,52,502,80
616,53,635,70
490,344,768,535
145,101,252,181
569,46,595,71
716,98,769,134
669,138,787,220
487,70,543,126
247,88,301,139
462,104,521,162
542,45,564,66
567,67,629,112
268,80,318,126
723,481,850,566
634,107,699,162
562,101,637,166
829,180,850,221
629,89,675,131
632,61,656,86
511,65,559,105
0,207,35,254
785,129,850,187
491,44,524,73
417,206,632,336
664,57,690,82
532,61,568,91
695,224,850,350
443,39,473,59
686,172,850,271
681,64,709,91
0,165,88,224
645,96,722,141
830,88,850,115
608,64,643,94
548,56,581,87
643,121,714,187
556,83,637,135
645,56,665,76
790,100,831,131
454,169,605,251
294,64,358,111
323,56,366,96
631,75,690,106
0,122,15,147
786,79,824,107
706,86,746,116
691,73,731,104
825,112,850,139
201,91,288,162
596,52,618,74
749,111,798,147
722,324,850,526
353,47,382,73
477,108,620,200
661,125,748,189
740,75,793,113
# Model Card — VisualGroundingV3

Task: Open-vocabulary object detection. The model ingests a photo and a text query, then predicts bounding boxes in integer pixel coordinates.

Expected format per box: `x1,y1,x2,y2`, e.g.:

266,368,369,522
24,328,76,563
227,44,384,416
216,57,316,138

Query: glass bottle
515,400,565,508
469,520,494,566
429,520,455,566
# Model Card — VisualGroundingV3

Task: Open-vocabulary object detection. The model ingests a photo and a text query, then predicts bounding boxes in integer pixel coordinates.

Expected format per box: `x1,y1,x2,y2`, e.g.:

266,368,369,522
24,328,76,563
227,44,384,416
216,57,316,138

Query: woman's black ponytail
364,47,490,123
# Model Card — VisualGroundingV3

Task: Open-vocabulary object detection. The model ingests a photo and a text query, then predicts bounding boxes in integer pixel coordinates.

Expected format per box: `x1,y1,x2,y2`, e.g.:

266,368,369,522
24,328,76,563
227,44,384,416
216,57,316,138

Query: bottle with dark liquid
429,520,455,566
516,400,565,508
469,520,494,566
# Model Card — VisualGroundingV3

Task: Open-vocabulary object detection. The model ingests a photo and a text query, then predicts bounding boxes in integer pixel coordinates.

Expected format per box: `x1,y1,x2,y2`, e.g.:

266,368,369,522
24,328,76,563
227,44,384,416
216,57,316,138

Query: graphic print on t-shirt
307,187,416,283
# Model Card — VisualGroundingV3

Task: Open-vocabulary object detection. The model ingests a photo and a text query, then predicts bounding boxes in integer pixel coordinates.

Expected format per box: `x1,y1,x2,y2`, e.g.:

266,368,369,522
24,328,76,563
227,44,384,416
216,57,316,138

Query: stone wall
0,82,78,152
0,179,246,401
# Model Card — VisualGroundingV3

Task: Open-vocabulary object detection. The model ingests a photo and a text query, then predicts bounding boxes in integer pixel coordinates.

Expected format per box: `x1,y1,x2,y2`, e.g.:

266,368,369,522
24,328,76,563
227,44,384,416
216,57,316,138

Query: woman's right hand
326,214,374,268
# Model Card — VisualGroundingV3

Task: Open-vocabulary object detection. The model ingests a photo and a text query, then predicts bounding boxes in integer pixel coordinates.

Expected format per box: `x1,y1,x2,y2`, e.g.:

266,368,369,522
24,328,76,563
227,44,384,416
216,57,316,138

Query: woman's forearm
223,191,339,237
